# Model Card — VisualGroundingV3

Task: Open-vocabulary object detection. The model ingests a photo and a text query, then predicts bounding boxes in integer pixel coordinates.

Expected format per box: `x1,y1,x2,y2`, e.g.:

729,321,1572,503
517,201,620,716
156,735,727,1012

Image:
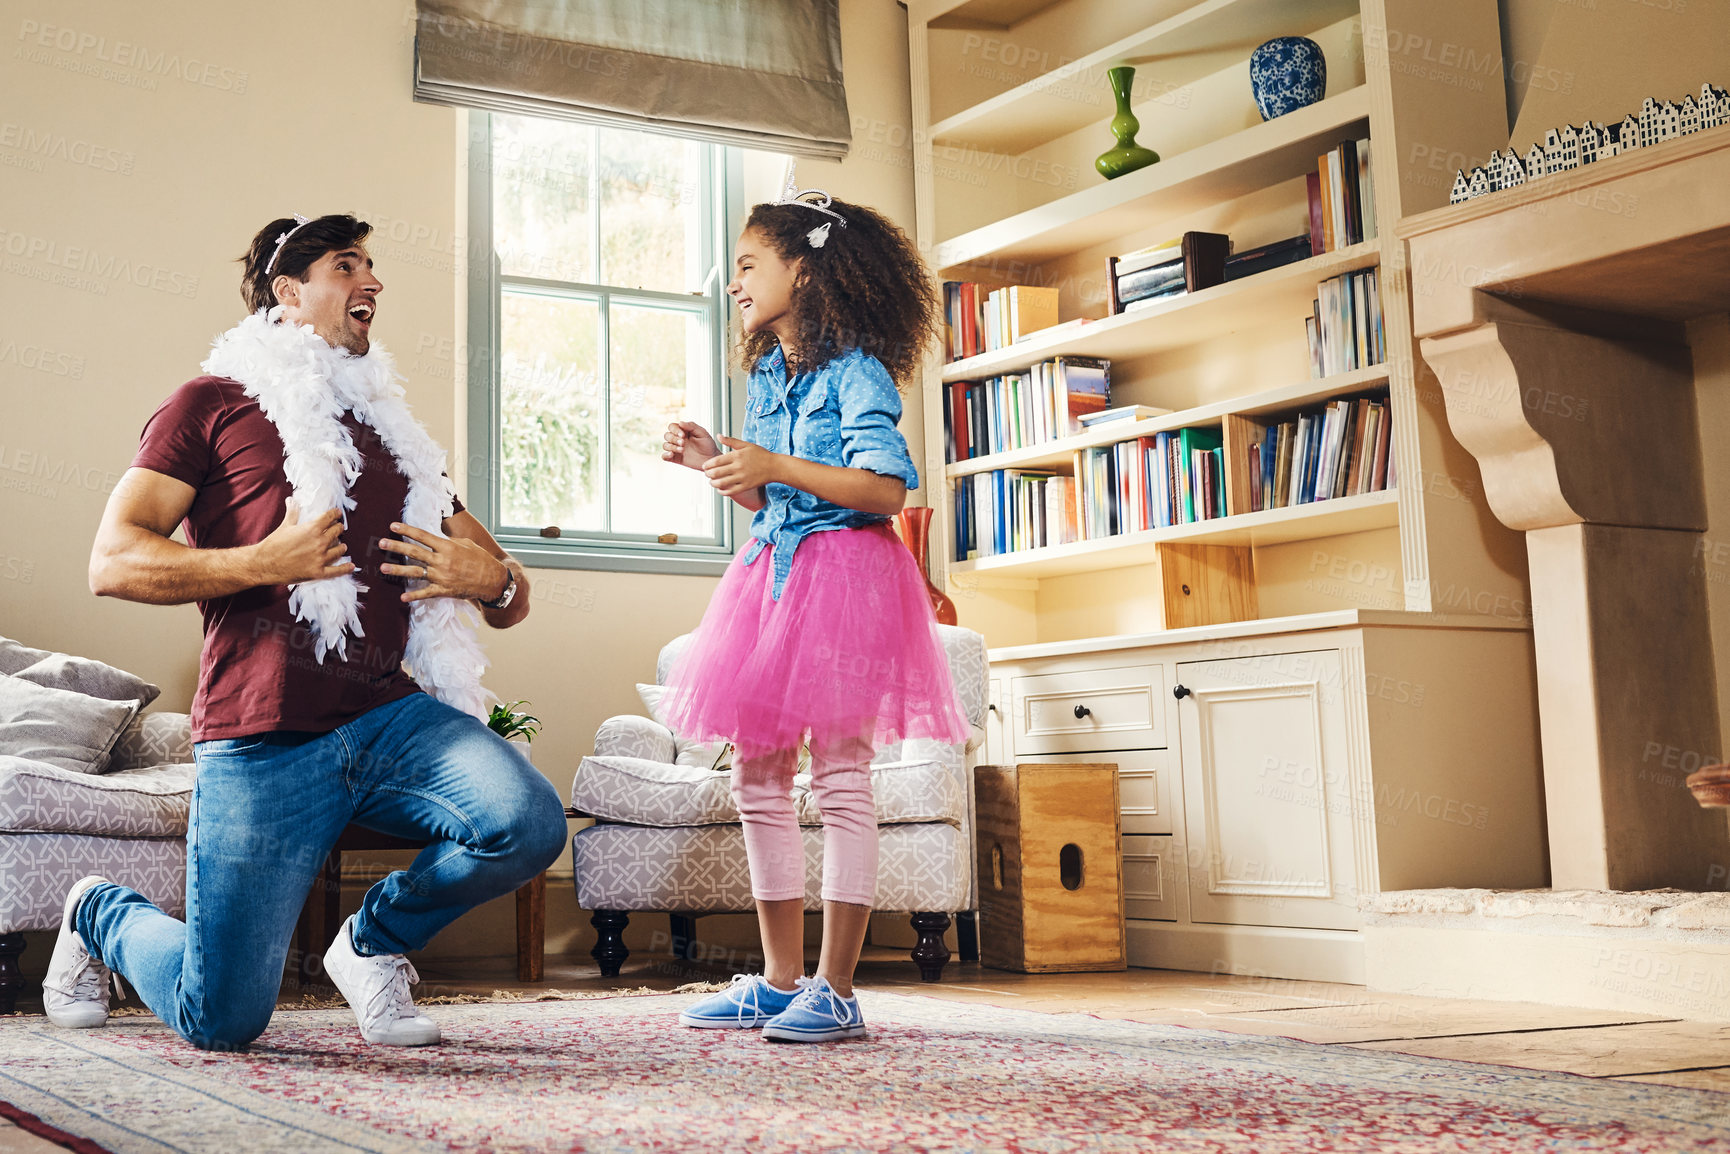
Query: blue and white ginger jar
1249,36,1327,121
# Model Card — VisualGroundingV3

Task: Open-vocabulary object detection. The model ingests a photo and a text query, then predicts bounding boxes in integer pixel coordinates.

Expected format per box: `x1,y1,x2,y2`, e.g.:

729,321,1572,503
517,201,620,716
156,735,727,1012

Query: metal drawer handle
1173,684,1191,699
1073,704,1092,719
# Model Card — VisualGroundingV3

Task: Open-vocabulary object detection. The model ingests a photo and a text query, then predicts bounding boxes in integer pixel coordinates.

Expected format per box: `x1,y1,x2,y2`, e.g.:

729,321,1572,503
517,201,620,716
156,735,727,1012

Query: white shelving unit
904,0,1541,983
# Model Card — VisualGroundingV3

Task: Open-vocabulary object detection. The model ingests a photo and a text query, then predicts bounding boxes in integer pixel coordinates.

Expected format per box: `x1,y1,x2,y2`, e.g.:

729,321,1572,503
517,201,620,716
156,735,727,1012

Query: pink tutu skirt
661,523,970,762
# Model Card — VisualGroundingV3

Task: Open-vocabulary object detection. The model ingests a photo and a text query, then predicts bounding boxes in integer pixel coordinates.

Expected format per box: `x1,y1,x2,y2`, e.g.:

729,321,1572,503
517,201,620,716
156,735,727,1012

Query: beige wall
1501,0,1730,147
0,0,920,963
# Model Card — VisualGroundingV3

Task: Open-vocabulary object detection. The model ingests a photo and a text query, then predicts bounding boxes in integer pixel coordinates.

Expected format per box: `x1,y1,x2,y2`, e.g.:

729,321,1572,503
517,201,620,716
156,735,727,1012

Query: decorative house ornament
1094,65,1160,180
1249,36,1327,120
1450,81,1730,204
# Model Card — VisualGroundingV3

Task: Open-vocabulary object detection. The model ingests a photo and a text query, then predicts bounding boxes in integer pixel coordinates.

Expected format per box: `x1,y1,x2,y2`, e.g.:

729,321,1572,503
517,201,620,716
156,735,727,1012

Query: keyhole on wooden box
1181,583,1192,596
1059,843,1084,890
991,843,1004,889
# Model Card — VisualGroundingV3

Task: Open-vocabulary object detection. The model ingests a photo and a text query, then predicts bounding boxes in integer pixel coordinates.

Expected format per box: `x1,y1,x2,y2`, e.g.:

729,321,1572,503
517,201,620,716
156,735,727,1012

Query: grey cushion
0,831,186,934
571,821,969,914
7,649,160,708
0,677,141,774
0,756,193,837
0,639,52,675
111,713,194,772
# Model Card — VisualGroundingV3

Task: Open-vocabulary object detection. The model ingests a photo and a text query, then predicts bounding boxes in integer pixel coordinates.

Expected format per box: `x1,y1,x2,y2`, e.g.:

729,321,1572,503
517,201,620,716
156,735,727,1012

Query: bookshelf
902,0,1548,981
907,0,1526,640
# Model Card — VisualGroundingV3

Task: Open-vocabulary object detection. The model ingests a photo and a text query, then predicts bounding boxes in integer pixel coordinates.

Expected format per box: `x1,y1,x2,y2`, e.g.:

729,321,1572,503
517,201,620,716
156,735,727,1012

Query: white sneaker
42,876,113,1029
322,915,440,1046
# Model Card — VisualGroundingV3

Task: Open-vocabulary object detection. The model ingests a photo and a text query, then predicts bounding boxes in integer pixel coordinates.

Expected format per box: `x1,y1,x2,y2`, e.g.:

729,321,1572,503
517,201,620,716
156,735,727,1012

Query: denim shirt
740,345,920,599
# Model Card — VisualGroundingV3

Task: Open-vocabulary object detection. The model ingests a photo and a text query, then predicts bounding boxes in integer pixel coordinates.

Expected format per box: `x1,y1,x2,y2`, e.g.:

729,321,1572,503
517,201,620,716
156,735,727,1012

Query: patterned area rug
3,991,1728,1153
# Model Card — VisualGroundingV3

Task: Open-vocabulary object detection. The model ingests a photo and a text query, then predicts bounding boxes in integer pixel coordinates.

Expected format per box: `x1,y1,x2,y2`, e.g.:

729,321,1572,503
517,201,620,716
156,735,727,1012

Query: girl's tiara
264,213,313,275
776,165,847,249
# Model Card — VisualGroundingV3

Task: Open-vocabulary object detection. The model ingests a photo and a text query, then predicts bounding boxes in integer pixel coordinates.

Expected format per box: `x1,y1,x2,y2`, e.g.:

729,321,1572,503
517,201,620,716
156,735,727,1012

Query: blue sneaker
678,974,801,1029
761,976,867,1042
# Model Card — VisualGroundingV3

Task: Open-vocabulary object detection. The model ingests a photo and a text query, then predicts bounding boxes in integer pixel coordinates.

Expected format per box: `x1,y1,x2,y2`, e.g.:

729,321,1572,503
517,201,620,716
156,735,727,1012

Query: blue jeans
75,692,567,1052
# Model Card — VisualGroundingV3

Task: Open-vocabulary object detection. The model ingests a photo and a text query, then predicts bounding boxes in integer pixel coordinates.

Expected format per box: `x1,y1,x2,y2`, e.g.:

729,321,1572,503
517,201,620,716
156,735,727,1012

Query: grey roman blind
414,0,851,159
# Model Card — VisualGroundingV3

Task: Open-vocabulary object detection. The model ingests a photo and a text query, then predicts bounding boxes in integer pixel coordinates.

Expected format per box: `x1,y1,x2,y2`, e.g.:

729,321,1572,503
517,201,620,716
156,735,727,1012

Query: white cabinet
1174,650,1358,932
987,612,1546,983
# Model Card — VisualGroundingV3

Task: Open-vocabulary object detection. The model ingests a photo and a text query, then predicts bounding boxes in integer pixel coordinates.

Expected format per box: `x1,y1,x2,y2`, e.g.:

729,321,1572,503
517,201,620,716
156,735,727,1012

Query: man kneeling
44,213,566,1051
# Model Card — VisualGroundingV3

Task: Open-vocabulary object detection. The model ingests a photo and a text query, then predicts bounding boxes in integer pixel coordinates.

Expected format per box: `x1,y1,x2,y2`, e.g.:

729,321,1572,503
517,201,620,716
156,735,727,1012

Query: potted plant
488,699,542,763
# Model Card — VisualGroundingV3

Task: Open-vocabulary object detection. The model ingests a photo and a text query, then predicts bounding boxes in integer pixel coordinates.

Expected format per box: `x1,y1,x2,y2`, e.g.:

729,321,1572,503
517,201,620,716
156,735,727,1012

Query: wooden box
974,763,1127,973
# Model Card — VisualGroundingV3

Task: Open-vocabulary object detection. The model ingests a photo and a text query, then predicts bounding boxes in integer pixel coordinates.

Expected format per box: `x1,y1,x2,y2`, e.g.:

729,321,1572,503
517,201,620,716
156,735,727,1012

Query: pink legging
731,734,877,907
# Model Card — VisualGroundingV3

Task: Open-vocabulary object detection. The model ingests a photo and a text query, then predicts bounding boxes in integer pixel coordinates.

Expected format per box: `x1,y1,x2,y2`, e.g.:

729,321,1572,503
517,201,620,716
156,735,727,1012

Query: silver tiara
263,213,312,275
776,165,846,248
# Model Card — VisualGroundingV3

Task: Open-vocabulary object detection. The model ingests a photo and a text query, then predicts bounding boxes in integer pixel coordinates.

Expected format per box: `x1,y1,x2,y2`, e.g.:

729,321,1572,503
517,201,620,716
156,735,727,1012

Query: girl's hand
662,421,721,470
703,436,783,497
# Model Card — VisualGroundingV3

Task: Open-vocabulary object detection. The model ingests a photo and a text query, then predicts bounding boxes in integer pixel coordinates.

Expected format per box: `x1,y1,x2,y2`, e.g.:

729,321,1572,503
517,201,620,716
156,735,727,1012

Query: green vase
1094,66,1160,180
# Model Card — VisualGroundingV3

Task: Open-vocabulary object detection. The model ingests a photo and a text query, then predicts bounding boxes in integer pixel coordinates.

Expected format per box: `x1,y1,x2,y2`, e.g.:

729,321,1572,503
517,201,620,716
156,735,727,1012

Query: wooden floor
6,949,1730,1151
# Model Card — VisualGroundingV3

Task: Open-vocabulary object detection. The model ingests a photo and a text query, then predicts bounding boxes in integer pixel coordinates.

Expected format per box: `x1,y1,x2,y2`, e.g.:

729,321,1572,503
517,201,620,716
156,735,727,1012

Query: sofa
568,625,988,982
0,637,193,1013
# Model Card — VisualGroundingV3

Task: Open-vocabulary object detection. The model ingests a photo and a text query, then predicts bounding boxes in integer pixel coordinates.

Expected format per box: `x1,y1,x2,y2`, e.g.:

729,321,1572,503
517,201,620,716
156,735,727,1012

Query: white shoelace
359,954,423,1031
722,973,781,1023
51,953,107,1003
790,976,857,1024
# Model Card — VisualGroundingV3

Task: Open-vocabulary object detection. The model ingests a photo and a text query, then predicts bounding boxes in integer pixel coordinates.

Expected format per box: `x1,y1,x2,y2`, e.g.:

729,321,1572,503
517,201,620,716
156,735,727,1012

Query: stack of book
1105,232,1229,315
952,470,1078,559
942,282,1060,361
1307,139,1377,254
1243,396,1396,513
943,356,1112,462
1075,428,1226,537
1307,269,1384,378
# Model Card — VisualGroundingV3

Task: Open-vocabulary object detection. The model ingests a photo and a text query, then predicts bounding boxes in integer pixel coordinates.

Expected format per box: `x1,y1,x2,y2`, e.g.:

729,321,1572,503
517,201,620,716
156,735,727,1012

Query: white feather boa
202,307,492,719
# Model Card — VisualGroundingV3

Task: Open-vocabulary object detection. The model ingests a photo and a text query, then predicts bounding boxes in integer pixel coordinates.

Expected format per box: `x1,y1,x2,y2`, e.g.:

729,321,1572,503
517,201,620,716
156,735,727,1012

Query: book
1224,234,1314,282
1112,239,1183,277
1122,288,1189,313
1177,426,1222,523
1107,231,1229,314
1115,261,1187,300
1056,356,1111,435
1306,170,1325,256
1078,404,1173,427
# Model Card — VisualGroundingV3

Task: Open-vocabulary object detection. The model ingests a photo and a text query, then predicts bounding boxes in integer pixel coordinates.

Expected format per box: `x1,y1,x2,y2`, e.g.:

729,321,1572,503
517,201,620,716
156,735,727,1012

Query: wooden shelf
935,85,1369,271
945,363,1390,478
920,0,1062,27
941,239,1380,381
930,0,1361,155
949,488,1399,580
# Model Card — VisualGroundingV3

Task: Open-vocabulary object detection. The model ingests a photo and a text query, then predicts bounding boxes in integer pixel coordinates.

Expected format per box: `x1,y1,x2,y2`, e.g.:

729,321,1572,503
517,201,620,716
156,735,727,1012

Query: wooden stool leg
516,872,546,982
0,932,25,1014
956,911,979,963
668,914,697,961
590,910,629,977
910,912,952,982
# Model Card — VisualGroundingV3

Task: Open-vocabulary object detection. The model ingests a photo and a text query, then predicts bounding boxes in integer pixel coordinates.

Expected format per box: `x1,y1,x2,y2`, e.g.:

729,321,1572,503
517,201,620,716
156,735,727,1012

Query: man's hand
380,521,509,604
252,499,356,586
663,421,722,471
703,436,783,498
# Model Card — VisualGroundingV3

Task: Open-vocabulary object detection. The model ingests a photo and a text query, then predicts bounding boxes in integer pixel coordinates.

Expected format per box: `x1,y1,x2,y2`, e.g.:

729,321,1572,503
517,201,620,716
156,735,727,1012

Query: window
466,114,740,574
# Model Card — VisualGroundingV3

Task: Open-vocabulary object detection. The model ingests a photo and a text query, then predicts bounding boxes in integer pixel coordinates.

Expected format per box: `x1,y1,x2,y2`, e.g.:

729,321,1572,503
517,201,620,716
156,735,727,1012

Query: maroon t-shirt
132,375,465,742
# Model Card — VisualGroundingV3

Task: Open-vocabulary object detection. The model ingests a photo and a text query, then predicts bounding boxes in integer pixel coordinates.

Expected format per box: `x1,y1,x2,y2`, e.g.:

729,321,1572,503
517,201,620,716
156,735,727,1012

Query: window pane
609,304,716,539
493,116,592,284
499,292,603,532
597,127,704,292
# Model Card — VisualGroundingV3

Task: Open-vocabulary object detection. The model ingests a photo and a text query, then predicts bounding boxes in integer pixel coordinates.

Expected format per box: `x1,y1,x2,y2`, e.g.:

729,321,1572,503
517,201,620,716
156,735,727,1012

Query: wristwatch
480,565,517,610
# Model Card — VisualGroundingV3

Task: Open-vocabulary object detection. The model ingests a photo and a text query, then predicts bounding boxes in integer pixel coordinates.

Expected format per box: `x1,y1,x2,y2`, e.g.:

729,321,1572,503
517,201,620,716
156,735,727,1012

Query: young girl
661,183,969,1042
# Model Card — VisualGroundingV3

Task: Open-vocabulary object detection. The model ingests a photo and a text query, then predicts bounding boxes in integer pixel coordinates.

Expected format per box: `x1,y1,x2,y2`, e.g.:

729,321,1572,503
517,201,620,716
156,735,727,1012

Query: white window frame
465,113,746,575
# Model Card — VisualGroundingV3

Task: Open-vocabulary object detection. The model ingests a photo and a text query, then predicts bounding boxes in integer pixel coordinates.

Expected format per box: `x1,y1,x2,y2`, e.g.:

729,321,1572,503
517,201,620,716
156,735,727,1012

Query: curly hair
238,214,372,313
737,199,939,388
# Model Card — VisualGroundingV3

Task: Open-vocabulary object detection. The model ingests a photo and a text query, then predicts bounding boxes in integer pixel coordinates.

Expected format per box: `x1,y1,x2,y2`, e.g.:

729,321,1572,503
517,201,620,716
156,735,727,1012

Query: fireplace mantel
1400,127,1730,891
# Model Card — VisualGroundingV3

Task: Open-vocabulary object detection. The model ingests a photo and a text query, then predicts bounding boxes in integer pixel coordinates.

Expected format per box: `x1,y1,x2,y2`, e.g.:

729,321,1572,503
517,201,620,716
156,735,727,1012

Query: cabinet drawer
1011,664,1165,754
1122,835,1177,921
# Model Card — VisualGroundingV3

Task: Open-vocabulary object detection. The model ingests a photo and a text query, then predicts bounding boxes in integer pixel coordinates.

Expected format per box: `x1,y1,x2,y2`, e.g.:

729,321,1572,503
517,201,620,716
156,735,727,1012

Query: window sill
502,537,735,578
